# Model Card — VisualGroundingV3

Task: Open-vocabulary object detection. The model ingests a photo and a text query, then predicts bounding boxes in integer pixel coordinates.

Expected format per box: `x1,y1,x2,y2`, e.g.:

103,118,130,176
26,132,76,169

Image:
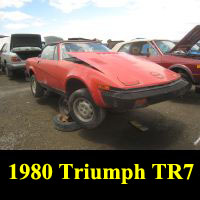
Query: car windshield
191,44,200,51
155,40,176,54
62,42,110,53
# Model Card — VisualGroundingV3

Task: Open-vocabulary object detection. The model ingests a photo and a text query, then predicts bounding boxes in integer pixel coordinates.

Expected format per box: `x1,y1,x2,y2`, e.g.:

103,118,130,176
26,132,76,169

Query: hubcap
31,78,37,94
73,98,94,122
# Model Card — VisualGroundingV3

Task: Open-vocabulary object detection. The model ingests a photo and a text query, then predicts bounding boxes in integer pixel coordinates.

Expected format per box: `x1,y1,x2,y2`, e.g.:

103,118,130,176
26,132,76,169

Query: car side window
119,43,132,53
61,44,73,60
2,44,7,52
41,45,56,60
141,43,158,56
0,44,5,52
130,42,158,56
5,44,8,52
54,46,59,60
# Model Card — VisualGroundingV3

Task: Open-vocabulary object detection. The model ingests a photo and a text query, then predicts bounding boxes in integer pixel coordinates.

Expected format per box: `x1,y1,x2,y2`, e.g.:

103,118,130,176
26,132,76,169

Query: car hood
10,34,42,49
44,36,64,45
68,52,180,87
170,25,200,53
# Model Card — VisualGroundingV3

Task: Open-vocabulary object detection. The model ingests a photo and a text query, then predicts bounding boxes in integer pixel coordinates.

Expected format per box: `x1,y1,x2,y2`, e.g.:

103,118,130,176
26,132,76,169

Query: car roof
123,38,171,44
47,39,102,46
112,39,172,50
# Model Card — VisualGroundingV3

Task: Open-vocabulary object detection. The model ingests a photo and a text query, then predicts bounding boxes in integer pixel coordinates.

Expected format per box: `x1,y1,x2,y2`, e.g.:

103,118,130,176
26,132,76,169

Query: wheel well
29,69,34,77
170,67,193,82
66,79,87,97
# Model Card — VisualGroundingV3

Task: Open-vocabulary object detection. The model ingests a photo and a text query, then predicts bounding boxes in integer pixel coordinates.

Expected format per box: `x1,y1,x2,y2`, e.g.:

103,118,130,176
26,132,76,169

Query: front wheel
178,71,193,91
30,75,44,98
5,64,14,78
68,88,106,129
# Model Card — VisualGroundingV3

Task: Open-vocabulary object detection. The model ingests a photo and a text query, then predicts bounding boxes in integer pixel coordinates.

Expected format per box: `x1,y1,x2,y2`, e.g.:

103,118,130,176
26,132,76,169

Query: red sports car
26,39,189,129
113,25,200,90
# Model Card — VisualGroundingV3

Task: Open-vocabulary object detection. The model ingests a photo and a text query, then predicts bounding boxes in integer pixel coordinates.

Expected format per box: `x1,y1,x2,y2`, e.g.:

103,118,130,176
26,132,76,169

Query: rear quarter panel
26,57,38,77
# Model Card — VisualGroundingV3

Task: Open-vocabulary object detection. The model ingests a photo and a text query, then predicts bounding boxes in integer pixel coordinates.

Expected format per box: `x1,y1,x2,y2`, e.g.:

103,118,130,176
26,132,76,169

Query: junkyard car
0,34,42,78
112,25,200,90
26,39,189,129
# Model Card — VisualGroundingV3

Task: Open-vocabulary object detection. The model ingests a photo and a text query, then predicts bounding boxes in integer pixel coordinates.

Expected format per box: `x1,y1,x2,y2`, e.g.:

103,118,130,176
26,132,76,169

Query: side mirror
38,54,41,58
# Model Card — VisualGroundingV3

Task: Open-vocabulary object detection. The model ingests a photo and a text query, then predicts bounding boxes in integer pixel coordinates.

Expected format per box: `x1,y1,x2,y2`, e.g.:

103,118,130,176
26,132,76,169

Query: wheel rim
31,78,37,94
73,98,94,122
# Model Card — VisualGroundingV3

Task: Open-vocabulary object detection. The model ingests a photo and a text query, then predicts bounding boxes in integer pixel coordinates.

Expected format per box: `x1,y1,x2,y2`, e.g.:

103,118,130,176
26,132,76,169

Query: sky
0,0,200,42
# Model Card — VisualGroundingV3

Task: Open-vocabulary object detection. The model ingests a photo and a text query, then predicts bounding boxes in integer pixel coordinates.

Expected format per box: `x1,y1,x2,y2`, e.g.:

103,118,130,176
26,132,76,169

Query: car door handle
37,60,41,64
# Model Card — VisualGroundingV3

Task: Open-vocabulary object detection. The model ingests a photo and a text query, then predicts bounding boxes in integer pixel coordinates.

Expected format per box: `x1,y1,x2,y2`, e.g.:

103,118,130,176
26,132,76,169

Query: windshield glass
191,44,200,51
155,40,175,53
62,42,110,53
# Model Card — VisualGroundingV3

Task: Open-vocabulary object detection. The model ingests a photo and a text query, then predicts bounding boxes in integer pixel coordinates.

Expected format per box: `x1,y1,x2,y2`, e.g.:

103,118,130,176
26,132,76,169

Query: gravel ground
0,72,200,150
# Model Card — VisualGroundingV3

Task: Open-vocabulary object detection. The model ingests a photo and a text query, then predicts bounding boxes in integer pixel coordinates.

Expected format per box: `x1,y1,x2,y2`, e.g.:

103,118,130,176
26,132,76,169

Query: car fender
169,64,195,82
65,75,106,107
27,65,36,77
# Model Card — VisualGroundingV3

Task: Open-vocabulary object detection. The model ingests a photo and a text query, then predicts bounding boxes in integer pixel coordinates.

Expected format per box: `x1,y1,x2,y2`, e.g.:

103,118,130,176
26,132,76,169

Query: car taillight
11,56,21,63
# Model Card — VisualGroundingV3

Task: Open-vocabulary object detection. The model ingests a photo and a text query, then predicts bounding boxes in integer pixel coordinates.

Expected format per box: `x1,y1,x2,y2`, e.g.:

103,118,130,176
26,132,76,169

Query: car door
36,44,62,90
129,42,162,65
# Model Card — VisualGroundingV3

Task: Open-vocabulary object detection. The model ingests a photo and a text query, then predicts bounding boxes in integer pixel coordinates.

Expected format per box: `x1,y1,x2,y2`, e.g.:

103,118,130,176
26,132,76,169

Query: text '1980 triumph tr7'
26,39,189,129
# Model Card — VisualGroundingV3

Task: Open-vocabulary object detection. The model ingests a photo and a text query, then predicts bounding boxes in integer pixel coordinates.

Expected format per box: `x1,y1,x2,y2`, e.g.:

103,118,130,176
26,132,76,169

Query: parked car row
0,26,199,130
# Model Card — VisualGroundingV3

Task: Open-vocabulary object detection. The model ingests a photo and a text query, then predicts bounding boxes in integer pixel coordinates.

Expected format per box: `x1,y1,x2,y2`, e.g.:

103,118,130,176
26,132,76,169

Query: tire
30,75,44,98
5,64,14,78
178,71,192,90
53,114,81,132
68,88,106,129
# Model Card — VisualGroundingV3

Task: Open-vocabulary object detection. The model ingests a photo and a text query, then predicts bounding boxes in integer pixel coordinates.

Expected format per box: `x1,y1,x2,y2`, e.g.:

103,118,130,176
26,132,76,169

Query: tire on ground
68,88,106,129
5,64,14,78
178,71,193,91
30,75,44,98
53,114,81,132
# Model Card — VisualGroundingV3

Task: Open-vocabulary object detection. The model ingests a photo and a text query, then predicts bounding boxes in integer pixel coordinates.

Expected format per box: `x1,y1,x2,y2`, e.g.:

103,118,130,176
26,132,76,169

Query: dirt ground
0,72,200,150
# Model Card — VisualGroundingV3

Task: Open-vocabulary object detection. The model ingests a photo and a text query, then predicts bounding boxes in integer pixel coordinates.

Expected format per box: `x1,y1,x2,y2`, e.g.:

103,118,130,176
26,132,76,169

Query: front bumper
7,63,26,71
101,79,189,109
